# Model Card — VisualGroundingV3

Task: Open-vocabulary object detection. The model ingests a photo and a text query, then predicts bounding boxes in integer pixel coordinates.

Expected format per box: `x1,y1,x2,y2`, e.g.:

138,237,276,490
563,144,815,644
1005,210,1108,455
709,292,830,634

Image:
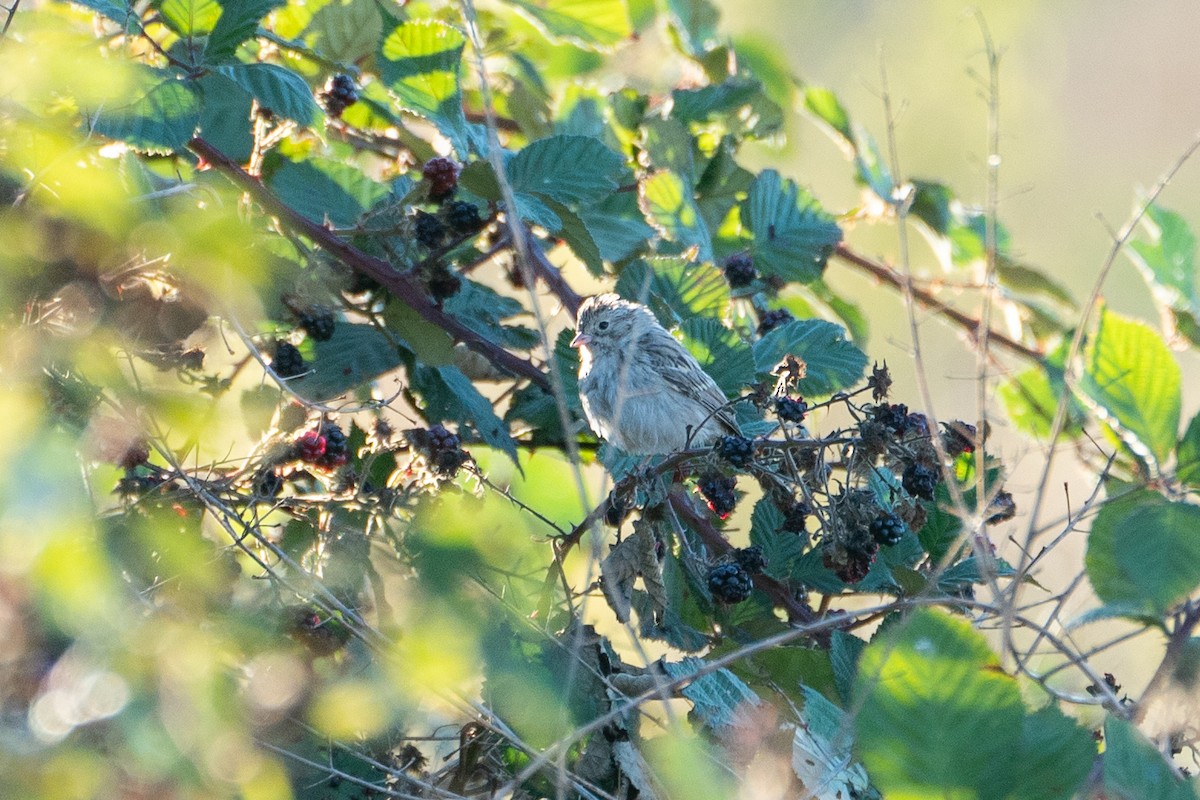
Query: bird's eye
597,320,610,331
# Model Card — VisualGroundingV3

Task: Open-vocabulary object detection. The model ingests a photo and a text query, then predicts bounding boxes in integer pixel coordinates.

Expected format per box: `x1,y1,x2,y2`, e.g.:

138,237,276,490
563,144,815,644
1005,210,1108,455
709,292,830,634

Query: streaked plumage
570,293,738,454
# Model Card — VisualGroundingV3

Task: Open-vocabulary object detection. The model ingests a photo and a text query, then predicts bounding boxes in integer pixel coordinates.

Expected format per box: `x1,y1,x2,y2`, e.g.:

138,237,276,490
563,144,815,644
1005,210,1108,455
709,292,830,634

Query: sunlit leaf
1079,307,1180,464
379,20,469,155
639,170,713,261
91,69,199,153
304,0,384,64
742,169,841,284
507,0,631,49
216,63,319,126
205,0,284,62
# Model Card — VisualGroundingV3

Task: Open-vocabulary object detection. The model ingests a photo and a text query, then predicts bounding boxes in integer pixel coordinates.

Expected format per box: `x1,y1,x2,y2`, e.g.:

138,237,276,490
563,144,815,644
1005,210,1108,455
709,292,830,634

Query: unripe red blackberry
422,157,459,200
723,253,756,288
272,341,306,378
295,429,327,463
707,562,753,603
757,308,794,335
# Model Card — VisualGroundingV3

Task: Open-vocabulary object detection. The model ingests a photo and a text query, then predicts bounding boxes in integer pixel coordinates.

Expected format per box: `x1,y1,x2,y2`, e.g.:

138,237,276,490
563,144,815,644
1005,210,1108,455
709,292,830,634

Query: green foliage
9,1,1200,798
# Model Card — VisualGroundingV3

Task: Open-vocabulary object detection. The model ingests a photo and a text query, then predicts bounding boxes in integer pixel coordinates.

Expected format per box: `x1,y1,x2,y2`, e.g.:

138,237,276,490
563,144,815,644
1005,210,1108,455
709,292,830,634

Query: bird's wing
641,332,740,434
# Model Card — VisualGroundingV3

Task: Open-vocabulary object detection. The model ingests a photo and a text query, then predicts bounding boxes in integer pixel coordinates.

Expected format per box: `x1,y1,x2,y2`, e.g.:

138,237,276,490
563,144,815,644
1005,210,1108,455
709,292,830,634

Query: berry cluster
422,157,460,200
869,511,906,546
294,423,349,469
417,423,469,476
272,341,306,378
774,396,808,424
733,545,768,574
298,307,336,342
318,74,359,118
902,462,939,500
285,605,352,656
715,435,755,469
723,253,756,288
872,402,910,434
415,210,446,248
707,562,753,603
757,308,794,335
445,200,483,234
698,472,737,517
941,420,980,457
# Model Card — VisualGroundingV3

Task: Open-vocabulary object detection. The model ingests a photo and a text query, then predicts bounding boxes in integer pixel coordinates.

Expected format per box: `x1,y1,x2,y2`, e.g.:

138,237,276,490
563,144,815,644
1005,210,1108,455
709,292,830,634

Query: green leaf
995,256,1075,307
1079,307,1181,464
742,169,841,284
1128,202,1200,325
662,656,760,734
157,0,222,37
614,257,728,327
304,0,384,64
664,0,720,56
379,20,469,156
67,0,138,27
1085,488,1200,614
752,319,867,397
639,170,713,261
443,280,539,351
215,63,319,126
92,70,199,153
679,317,753,396
803,87,852,142
578,188,653,263
671,80,762,125
917,500,964,564
829,631,865,706
507,135,626,206
910,179,954,235
205,0,284,62
290,323,403,402
748,497,804,583
854,609,1025,800
507,0,631,49
1176,412,1200,488
194,74,254,161
1103,717,1196,800
412,365,519,464
267,157,388,227
1005,707,1095,800
378,300,454,366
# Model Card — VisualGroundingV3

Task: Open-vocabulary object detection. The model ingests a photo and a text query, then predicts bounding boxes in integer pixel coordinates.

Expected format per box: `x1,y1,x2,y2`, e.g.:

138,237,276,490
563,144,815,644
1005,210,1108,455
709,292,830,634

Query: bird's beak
569,332,590,348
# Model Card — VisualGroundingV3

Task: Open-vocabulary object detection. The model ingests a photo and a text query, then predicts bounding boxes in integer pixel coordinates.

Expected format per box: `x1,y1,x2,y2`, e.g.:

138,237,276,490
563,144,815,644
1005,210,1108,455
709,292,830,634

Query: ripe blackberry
319,74,358,118
295,429,327,463
986,490,1016,524
422,157,459,200
733,545,768,574
902,462,939,501
774,396,808,424
298,307,336,342
757,308,794,335
872,403,909,434
317,423,349,469
427,268,462,301
697,473,737,518
869,511,906,546
723,253,756,288
942,420,980,457
415,211,446,248
905,412,931,438
715,435,755,469
707,562,753,603
445,200,483,234
428,423,461,451
272,341,306,378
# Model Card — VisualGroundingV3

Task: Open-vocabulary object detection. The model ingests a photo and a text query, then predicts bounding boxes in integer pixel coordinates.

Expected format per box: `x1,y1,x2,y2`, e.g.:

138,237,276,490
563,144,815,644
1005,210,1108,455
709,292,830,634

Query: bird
570,293,739,454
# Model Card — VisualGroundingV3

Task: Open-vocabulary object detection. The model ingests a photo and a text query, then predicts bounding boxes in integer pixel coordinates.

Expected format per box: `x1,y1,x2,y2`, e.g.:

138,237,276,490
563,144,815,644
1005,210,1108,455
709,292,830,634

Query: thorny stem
187,136,552,391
